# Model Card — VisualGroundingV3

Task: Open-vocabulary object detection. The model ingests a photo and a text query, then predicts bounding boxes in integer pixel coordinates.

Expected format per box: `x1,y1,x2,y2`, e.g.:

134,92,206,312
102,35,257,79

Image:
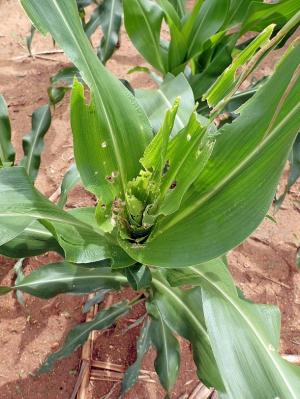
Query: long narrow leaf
0,261,126,299
21,0,152,202
20,104,51,181
40,301,130,372
148,302,180,393
97,0,122,64
123,0,166,73
152,273,224,391
169,260,300,398
121,317,152,393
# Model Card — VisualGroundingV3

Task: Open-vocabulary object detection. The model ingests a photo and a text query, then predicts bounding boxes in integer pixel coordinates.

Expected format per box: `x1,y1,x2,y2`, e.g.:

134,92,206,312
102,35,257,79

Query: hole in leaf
162,160,170,175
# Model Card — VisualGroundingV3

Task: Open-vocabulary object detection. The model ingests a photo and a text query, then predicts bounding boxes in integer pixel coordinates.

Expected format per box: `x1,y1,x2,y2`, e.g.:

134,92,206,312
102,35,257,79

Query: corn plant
124,0,300,215
1,0,300,397
124,0,299,101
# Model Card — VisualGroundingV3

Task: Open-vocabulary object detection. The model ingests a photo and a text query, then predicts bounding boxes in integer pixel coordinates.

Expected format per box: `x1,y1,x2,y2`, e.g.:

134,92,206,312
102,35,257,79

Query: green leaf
83,289,110,313
26,25,36,56
190,34,235,101
156,112,213,216
122,317,152,393
0,221,62,258
152,273,224,390
49,207,133,266
123,0,166,73
48,86,69,106
127,65,163,85
242,0,300,33
0,167,132,266
166,0,186,19
275,132,300,209
70,80,120,201
169,260,300,398
96,0,122,64
184,0,230,59
158,0,187,73
136,74,195,136
84,0,122,63
0,95,15,166
141,98,179,180
0,287,12,296
21,0,152,202
124,264,152,290
203,25,274,108
148,302,180,393
124,38,300,267
11,262,126,299
50,66,81,87
57,163,81,208
19,104,51,181
40,300,129,372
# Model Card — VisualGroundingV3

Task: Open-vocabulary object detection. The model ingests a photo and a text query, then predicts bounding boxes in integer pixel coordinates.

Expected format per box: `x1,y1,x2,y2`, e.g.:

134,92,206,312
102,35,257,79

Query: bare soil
0,1,299,398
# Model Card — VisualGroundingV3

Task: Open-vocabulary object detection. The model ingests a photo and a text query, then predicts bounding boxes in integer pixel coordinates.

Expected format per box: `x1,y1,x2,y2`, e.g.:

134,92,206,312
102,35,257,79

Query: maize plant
0,0,300,397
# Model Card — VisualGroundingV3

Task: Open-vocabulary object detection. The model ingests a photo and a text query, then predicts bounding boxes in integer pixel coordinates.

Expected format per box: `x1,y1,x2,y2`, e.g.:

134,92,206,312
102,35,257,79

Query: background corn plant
0,0,300,397
124,0,300,207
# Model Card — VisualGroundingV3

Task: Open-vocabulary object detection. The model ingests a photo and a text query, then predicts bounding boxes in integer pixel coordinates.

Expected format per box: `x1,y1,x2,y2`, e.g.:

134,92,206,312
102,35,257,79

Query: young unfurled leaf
0,95,15,167
125,38,300,268
156,112,214,216
40,301,130,372
141,98,180,182
121,317,152,394
20,104,51,182
203,25,274,108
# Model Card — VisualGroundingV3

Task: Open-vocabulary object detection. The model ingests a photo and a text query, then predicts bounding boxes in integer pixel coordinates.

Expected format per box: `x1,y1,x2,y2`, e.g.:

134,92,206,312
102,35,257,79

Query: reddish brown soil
0,1,299,398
